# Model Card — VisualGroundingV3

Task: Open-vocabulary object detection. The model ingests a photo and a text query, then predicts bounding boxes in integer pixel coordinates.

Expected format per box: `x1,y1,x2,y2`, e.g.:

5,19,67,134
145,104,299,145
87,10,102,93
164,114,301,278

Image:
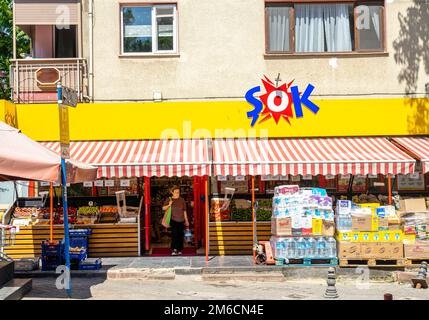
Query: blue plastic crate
78,259,102,270
69,229,92,237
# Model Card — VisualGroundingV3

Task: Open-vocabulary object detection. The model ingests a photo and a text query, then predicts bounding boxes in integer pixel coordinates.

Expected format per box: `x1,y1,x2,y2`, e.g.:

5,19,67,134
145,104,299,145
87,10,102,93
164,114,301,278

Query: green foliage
0,0,30,99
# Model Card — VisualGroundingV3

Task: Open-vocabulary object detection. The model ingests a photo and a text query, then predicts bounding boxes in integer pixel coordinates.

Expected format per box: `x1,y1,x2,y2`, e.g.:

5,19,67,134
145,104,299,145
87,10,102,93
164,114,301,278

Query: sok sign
245,75,320,126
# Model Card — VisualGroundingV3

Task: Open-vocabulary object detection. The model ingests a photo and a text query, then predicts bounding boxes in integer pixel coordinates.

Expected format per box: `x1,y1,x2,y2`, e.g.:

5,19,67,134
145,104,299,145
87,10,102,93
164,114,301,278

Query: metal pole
193,176,198,250
144,177,150,252
205,176,209,263
252,176,255,261
58,82,72,297
50,182,54,242
388,175,392,205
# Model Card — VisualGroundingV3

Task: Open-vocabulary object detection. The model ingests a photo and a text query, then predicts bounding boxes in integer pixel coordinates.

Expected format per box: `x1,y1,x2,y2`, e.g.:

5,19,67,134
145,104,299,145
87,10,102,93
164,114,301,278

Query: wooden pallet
286,257,338,267
339,258,405,267
404,258,429,267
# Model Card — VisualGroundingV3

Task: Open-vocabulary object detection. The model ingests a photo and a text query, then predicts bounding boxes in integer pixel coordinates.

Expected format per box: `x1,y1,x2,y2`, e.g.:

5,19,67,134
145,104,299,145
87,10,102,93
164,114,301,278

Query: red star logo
259,75,295,124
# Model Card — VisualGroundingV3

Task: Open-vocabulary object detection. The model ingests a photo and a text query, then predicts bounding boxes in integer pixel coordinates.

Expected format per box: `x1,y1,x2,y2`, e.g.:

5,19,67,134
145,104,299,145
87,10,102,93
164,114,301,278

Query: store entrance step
339,258,405,268
0,261,14,287
201,272,285,282
0,278,32,300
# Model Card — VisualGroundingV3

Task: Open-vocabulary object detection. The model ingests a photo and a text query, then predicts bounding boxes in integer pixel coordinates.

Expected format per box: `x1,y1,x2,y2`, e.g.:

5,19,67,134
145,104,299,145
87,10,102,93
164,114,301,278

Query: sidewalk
14,255,408,281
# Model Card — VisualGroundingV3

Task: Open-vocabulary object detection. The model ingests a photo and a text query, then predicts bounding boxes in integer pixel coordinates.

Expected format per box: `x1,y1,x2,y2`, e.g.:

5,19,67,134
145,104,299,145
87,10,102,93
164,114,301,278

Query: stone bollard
324,267,339,299
411,261,428,289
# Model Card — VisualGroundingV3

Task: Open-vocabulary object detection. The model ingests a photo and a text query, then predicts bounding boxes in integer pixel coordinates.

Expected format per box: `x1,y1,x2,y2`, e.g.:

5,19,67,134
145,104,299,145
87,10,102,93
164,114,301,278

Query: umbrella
0,121,97,182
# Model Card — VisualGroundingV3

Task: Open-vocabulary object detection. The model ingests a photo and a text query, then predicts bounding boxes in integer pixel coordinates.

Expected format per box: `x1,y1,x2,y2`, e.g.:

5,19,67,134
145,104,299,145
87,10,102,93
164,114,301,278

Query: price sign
303,174,313,180
279,175,289,181
235,175,245,181
368,174,378,179
397,174,425,191
325,174,335,180
410,173,420,180
120,180,131,187
83,181,93,188
105,180,115,187
290,175,301,182
261,175,273,181
217,175,227,181
94,180,104,187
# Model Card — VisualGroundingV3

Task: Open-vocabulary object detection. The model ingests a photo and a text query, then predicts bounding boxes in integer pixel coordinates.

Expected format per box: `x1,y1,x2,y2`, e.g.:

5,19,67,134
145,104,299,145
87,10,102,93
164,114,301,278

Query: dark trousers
170,220,184,251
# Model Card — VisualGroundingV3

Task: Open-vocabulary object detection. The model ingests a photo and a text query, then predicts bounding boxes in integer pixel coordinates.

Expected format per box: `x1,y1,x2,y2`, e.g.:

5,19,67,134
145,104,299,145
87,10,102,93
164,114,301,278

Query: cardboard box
322,220,335,237
352,213,376,232
399,198,427,213
387,243,404,259
404,241,429,259
271,217,291,236
348,242,404,259
360,243,379,259
378,216,389,230
338,242,361,259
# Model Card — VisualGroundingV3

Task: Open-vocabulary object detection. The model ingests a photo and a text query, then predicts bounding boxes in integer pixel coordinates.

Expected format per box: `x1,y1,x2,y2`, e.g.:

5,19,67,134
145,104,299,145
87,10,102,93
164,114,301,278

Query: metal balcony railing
10,58,88,104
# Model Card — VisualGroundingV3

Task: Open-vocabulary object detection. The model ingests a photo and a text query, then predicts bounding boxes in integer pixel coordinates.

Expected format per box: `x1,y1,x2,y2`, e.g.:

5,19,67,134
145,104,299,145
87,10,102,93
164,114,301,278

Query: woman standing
162,185,189,255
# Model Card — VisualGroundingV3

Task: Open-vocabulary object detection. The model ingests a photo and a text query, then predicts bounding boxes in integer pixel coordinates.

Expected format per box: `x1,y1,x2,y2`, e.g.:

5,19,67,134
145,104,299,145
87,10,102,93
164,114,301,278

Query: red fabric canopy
0,121,97,183
212,137,416,176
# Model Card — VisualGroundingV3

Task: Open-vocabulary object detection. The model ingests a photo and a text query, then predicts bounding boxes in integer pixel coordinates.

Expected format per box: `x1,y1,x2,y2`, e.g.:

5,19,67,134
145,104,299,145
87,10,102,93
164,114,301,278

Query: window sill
264,51,389,59
118,54,180,59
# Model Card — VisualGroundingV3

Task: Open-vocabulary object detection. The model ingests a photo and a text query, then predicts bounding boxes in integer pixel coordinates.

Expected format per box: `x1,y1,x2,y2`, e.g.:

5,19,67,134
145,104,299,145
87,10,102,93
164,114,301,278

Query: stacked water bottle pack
270,185,337,262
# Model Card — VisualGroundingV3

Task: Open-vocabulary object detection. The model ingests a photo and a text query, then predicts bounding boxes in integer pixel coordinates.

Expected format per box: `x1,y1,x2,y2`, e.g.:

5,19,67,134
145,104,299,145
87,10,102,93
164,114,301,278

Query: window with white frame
121,5,177,54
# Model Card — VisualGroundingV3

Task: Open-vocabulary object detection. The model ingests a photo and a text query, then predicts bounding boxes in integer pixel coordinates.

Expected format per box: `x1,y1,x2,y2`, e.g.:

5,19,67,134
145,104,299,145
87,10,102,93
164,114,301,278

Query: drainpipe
88,0,94,102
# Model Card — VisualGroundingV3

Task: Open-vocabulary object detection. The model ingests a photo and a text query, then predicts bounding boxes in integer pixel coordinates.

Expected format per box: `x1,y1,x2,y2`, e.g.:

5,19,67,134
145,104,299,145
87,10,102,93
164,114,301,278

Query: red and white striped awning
41,140,211,178
212,137,416,176
392,137,429,173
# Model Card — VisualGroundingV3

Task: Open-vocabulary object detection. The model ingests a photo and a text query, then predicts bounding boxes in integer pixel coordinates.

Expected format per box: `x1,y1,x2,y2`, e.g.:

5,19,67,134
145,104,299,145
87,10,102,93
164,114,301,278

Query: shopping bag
162,198,172,228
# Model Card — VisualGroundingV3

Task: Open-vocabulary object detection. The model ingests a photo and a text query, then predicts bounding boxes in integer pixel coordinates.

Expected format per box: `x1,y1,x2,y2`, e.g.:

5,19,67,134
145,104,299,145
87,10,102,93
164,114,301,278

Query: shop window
121,4,177,54
265,1,384,54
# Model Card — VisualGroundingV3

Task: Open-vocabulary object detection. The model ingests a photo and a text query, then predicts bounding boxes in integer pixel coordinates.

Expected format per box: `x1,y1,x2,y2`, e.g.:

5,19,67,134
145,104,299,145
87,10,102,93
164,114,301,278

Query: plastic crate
78,258,102,270
69,229,92,237
41,241,63,271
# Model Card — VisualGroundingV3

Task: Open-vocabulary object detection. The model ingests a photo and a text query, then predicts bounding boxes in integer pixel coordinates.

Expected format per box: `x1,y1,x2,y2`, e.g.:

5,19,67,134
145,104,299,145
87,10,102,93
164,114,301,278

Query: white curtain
295,4,352,52
370,6,381,41
268,7,290,52
295,4,325,52
323,4,352,52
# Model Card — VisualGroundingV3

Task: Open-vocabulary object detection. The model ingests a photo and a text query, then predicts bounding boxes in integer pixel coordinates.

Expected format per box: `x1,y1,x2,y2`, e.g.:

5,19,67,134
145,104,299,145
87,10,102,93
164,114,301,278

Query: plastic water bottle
316,237,327,258
280,239,287,259
307,238,316,258
284,238,293,259
296,237,305,258
327,237,337,258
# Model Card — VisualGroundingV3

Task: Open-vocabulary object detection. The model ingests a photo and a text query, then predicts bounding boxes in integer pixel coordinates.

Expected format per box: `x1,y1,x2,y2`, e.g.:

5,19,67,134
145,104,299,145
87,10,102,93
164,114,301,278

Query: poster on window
397,174,425,191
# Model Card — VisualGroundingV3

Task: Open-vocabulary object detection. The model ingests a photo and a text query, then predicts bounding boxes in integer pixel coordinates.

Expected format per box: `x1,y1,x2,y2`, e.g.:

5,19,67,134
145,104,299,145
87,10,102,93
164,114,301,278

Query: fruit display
77,206,99,216
14,207,52,219
55,207,78,224
99,206,118,214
